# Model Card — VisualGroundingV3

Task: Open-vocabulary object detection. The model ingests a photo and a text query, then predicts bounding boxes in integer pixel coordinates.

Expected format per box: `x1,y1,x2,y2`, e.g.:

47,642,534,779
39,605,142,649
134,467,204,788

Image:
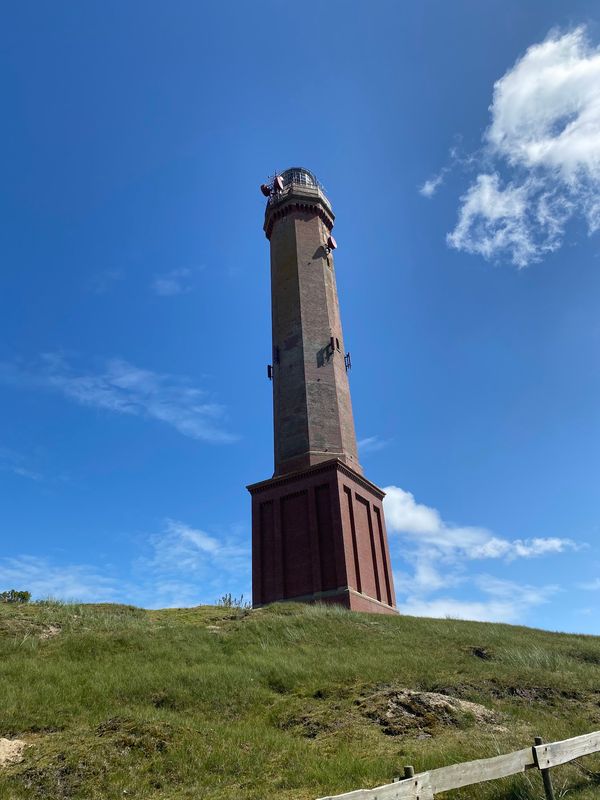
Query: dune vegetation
0,600,599,799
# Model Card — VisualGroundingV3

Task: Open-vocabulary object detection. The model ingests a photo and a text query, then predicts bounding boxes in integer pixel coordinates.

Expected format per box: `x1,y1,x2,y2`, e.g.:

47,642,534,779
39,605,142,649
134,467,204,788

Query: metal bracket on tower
344,352,352,371
329,336,341,355
267,365,273,380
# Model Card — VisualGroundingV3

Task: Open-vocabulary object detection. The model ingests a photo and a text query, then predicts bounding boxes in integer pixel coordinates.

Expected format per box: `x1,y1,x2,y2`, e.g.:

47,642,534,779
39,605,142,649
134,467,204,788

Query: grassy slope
0,602,599,800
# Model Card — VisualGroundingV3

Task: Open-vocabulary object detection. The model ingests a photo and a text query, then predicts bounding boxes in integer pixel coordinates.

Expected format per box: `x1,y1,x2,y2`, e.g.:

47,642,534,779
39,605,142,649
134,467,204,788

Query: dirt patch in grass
0,616,42,640
278,706,350,739
274,690,358,740
490,683,583,702
40,625,61,640
0,738,25,767
358,687,506,737
280,712,341,739
433,680,596,705
0,615,62,643
18,753,97,799
96,717,172,754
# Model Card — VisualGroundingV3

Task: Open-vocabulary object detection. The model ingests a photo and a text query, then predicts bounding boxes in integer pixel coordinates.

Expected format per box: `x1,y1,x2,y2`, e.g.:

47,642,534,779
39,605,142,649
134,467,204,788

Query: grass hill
0,601,599,800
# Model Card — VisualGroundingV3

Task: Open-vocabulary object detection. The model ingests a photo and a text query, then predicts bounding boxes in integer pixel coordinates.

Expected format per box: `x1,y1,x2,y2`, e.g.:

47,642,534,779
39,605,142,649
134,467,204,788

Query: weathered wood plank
316,790,374,800
429,747,536,793
316,772,433,800
316,729,600,800
533,730,600,769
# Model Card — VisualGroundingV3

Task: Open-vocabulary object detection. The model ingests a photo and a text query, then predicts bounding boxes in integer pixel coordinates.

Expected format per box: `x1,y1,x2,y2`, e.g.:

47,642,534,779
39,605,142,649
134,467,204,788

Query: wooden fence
317,730,600,800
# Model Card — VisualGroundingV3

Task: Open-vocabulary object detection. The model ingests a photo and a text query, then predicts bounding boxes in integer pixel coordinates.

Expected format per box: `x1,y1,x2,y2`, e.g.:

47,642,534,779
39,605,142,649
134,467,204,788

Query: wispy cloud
419,146,468,198
136,519,250,606
357,435,390,454
419,170,447,198
0,518,250,608
88,270,124,295
0,447,42,481
578,578,600,591
0,354,237,444
384,485,578,622
0,555,122,603
426,27,600,267
447,174,565,267
151,267,202,296
401,577,558,624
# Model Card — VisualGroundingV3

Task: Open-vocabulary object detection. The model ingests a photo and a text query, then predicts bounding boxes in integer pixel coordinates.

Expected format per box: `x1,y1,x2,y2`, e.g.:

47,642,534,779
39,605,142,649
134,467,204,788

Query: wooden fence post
534,737,556,800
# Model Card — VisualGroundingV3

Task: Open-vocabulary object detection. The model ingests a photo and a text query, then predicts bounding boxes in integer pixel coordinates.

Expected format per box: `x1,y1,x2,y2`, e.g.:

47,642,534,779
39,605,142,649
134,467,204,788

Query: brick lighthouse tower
247,168,396,614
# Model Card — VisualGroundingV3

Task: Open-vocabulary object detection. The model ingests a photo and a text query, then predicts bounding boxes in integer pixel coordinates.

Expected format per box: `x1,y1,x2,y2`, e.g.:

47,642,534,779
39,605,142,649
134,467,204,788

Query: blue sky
1,1,600,633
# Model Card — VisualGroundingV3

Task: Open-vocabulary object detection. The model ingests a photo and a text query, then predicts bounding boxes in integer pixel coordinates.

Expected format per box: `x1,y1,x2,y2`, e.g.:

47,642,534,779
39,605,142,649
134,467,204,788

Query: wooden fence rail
316,729,600,800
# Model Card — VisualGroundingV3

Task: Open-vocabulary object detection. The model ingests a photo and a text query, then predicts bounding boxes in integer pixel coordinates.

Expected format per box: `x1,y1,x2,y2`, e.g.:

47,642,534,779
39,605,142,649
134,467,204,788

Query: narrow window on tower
336,338,340,351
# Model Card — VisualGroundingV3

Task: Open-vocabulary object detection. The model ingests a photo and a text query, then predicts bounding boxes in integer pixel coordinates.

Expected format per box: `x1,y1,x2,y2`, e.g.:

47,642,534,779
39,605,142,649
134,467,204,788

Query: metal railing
266,181,330,208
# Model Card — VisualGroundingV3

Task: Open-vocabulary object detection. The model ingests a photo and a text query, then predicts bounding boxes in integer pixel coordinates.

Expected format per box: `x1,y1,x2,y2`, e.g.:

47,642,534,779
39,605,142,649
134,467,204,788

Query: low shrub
0,589,31,604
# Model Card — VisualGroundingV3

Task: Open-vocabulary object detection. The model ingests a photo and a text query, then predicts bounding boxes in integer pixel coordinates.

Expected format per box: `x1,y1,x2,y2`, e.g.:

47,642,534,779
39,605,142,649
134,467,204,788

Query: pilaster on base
247,459,397,615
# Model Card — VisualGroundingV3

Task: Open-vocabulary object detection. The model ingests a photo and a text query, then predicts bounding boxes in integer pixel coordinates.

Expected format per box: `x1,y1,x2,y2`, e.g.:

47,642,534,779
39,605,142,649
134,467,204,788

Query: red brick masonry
248,459,397,615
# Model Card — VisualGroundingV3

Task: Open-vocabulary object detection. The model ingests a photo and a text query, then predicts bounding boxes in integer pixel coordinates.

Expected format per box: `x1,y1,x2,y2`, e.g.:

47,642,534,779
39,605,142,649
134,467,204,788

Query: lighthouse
247,168,397,614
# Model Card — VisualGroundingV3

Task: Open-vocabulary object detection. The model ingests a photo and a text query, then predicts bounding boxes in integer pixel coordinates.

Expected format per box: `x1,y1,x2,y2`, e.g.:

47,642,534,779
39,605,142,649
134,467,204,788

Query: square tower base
247,459,397,615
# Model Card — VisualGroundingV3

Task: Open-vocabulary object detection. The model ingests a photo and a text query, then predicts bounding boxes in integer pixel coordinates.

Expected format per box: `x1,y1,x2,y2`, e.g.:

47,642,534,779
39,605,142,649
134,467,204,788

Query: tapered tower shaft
265,170,360,476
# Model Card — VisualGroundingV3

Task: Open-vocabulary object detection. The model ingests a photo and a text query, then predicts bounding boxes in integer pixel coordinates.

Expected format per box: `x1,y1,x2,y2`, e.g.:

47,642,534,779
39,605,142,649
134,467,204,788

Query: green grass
0,601,599,799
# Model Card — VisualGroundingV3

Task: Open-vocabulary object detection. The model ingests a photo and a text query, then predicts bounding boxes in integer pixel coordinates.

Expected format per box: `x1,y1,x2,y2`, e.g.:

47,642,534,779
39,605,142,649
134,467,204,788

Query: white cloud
384,486,442,534
400,596,504,622
145,519,247,574
443,27,600,266
578,607,594,616
0,518,251,608
395,559,465,597
446,174,565,267
88,270,124,295
384,485,577,561
151,267,201,296
385,485,577,624
472,536,577,560
401,577,557,623
578,578,600,591
1,354,237,444
137,519,249,607
0,447,42,481
420,171,446,198
420,146,466,198
477,574,557,604
357,435,390,455
0,555,121,602
486,27,600,182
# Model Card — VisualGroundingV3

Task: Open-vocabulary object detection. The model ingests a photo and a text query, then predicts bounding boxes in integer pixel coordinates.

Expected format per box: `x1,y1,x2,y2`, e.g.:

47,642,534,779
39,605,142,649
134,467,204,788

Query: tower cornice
247,458,386,500
263,184,335,240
